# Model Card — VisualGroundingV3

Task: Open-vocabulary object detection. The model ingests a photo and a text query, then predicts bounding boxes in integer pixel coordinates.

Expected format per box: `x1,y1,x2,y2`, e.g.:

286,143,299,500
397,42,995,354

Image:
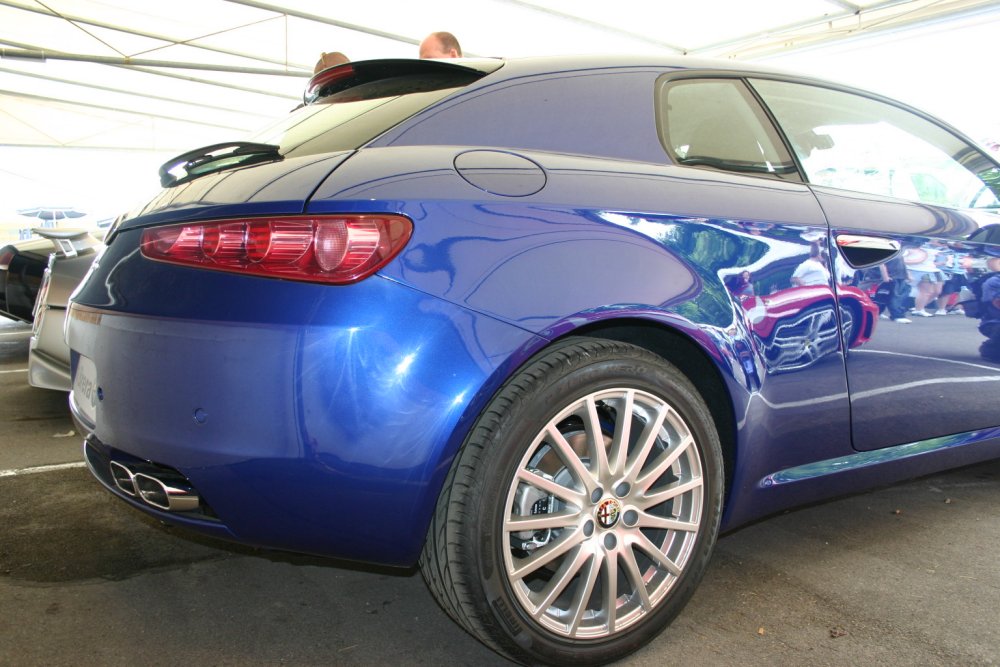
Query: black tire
839,303,858,347
420,338,724,665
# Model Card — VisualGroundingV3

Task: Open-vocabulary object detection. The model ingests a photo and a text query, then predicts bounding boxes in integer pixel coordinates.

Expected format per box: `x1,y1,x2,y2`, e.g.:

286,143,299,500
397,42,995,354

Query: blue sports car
67,55,1000,665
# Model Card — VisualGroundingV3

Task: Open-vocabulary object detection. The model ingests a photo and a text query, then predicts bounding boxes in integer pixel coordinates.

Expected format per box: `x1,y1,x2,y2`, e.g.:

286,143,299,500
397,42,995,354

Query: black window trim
654,68,1000,192
654,69,804,183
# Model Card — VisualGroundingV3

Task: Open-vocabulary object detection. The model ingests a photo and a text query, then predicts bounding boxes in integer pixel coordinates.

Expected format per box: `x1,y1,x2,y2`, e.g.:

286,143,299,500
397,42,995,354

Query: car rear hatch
112,58,503,238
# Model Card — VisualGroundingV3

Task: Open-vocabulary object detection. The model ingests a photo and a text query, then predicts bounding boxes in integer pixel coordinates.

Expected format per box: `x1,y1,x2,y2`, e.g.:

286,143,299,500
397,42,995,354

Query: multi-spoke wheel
504,385,706,640
420,338,724,665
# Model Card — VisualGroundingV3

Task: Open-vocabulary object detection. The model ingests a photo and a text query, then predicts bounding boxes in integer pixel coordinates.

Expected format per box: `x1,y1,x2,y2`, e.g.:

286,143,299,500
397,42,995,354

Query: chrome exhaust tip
133,473,200,512
110,460,138,496
108,460,200,512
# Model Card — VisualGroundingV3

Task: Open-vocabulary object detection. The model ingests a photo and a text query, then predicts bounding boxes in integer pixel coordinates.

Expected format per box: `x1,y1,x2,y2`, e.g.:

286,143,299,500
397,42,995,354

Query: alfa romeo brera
67,55,1000,665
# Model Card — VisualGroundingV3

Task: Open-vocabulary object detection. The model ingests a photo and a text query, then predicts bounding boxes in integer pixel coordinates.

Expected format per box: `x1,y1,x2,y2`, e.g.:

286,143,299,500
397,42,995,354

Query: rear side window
375,70,669,164
750,78,1000,210
252,84,464,157
657,77,799,181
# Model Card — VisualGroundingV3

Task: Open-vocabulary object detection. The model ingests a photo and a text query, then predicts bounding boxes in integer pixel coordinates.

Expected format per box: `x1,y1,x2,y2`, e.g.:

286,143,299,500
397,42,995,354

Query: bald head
419,31,462,59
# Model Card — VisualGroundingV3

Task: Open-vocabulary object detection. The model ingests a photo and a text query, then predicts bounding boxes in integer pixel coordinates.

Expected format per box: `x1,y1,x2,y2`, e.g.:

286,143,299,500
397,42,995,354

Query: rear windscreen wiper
159,142,282,187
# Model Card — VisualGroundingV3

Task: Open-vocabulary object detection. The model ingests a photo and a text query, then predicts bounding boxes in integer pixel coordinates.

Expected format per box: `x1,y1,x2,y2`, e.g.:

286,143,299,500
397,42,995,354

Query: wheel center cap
596,498,622,529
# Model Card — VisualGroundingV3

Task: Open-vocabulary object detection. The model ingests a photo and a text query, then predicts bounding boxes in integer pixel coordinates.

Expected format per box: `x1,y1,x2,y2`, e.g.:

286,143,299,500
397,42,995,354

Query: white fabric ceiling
4,0,999,227
1,0,998,153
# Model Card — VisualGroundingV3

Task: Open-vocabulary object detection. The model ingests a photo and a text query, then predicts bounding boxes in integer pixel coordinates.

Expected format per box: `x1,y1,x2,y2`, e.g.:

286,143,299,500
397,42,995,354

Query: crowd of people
872,242,993,323
845,241,1000,361
729,239,1000,362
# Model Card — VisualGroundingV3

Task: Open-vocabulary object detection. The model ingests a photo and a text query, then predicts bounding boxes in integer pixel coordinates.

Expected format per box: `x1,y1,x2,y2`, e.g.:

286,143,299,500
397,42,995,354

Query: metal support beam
113,65,299,101
0,37,300,100
0,66,278,120
0,45,310,77
0,0,310,71
689,0,998,57
824,0,863,11
222,0,422,47
496,0,685,52
0,88,255,132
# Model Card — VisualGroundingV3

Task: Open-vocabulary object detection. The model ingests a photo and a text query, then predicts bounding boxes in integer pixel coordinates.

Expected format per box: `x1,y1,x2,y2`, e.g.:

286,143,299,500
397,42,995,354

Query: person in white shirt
906,243,945,316
791,244,831,287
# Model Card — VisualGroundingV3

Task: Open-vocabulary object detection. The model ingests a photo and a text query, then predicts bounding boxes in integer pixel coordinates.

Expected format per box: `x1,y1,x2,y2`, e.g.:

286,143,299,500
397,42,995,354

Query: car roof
470,53,806,79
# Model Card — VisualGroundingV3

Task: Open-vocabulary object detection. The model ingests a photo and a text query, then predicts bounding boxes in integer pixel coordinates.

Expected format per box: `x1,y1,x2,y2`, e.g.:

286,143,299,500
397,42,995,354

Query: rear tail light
0,247,14,271
140,215,412,284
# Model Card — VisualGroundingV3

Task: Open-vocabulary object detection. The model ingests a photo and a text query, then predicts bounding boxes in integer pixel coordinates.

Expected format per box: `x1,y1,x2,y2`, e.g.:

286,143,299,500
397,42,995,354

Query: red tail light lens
140,215,412,284
0,247,15,271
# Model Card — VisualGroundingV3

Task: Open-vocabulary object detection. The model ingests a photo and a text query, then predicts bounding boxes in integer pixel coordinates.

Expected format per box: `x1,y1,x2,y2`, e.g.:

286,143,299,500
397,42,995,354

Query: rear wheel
420,338,724,665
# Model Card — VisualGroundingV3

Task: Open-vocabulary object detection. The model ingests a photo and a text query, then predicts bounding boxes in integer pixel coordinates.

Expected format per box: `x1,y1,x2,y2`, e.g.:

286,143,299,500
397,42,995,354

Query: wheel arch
417,315,741,568
419,319,737,662
562,318,738,501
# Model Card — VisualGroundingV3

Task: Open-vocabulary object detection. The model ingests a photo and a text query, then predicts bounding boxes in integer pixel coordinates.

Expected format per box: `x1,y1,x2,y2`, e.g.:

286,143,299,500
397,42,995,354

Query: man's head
314,51,349,73
419,32,462,59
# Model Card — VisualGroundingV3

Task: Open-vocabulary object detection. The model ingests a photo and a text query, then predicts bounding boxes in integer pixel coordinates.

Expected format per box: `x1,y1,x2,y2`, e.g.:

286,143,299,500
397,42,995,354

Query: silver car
28,229,101,391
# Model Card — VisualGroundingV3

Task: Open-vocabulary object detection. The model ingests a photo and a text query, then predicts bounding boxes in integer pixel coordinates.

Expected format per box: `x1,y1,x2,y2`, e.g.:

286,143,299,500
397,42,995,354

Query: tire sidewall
463,341,724,665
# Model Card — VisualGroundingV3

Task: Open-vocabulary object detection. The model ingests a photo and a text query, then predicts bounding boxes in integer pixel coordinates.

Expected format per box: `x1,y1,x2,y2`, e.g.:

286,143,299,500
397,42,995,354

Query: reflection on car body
63,56,1000,665
0,235,49,322
740,284,876,373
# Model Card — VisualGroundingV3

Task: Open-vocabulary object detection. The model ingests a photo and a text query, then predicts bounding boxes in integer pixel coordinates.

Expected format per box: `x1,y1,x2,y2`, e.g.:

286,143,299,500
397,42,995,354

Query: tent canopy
2,0,998,151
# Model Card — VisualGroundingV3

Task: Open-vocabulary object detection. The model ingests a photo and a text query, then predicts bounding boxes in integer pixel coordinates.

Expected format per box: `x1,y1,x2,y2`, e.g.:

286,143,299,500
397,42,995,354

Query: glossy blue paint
453,150,547,196
721,427,1000,529
816,186,1000,452
66,55,1000,571
115,153,354,232
766,427,1000,485
309,145,871,530
70,230,542,564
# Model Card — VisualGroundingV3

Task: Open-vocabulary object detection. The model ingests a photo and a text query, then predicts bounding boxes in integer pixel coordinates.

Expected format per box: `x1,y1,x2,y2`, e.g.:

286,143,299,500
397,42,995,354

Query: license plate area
72,354,98,425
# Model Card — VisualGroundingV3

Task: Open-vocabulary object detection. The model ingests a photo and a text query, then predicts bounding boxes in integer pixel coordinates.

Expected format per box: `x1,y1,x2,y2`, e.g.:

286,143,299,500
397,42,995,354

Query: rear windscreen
249,70,484,158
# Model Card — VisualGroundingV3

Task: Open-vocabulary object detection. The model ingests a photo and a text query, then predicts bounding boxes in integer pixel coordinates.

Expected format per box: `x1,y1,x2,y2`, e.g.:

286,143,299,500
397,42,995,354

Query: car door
655,73,858,469
751,77,1000,451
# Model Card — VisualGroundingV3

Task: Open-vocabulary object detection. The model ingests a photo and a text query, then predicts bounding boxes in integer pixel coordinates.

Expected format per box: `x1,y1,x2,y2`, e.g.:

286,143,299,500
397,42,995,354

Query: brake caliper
511,468,556,554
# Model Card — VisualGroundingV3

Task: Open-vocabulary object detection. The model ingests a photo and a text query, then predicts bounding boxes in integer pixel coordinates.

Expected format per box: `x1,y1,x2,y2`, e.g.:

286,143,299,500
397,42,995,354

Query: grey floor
2,315,998,666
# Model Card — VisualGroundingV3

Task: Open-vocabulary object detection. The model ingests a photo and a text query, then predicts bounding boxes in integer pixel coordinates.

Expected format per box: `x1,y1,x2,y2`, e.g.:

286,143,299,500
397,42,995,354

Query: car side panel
309,146,867,530
815,187,1000,451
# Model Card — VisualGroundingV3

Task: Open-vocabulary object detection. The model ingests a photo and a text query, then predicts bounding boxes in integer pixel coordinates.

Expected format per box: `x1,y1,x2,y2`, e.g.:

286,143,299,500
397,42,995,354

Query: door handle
835,234,901,269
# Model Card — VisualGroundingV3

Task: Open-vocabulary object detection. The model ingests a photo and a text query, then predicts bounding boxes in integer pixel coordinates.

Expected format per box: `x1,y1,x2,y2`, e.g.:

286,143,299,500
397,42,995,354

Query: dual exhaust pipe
110,460,200,512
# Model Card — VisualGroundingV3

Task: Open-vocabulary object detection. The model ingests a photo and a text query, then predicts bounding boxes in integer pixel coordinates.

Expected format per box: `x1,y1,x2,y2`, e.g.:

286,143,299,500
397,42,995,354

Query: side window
657,77,799,181
381,71,668,165
750,78,1000,210
971,224,1000,244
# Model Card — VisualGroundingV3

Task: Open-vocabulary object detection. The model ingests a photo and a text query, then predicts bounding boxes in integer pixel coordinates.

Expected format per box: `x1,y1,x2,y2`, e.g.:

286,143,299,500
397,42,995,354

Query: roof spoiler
304,57,502,105
31,227,100,258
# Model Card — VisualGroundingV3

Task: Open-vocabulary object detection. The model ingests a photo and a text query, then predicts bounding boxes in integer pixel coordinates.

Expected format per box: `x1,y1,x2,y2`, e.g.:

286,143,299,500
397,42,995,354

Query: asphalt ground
1,314,998,666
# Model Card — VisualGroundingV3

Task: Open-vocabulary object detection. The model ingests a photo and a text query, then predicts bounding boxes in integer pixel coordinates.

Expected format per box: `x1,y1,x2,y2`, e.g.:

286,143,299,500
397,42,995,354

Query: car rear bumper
29,306,71,391
67,276,539,566
28,345,71,391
